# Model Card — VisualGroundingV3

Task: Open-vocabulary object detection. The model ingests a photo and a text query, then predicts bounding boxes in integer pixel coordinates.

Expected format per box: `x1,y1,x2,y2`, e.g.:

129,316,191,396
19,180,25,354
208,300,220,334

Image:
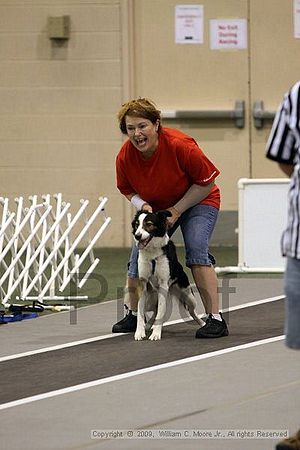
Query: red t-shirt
116,127,220,211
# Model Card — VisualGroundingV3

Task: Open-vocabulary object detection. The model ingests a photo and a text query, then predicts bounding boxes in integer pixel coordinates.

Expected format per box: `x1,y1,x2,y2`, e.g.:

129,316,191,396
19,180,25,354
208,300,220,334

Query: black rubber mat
0,299,284,405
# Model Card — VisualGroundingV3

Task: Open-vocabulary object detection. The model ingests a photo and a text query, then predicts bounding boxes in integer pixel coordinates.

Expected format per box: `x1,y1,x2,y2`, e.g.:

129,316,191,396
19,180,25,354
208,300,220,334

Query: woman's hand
141,203,153,213
166,206,181,227
127,193,152,213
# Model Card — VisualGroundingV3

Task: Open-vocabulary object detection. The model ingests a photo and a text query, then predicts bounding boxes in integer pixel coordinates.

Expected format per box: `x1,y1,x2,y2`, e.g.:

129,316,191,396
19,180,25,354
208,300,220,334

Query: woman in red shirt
112,98,228,338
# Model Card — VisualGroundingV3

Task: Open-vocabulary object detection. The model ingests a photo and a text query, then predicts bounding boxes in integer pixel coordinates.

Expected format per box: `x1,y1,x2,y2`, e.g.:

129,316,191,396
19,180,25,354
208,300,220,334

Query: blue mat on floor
0,312,38,324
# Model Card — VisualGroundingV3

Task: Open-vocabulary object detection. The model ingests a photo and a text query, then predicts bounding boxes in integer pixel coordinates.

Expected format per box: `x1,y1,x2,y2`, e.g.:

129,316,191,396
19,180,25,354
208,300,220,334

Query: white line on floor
0,333,123,363
0,295,284,363
166,295,285,327
0,335,285,411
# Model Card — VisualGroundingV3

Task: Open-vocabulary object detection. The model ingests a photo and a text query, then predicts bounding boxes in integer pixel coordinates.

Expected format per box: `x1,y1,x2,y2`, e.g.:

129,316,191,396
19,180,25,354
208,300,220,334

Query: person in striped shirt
266,81,300,450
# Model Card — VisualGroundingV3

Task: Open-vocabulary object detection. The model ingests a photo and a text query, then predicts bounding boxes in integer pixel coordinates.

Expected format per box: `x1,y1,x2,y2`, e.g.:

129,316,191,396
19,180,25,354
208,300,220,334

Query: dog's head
132,210,172,249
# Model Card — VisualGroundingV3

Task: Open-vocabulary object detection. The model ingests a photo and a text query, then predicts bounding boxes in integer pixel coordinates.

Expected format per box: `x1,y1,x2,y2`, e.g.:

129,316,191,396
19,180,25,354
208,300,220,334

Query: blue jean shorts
128,204,219,278
284,256,300,349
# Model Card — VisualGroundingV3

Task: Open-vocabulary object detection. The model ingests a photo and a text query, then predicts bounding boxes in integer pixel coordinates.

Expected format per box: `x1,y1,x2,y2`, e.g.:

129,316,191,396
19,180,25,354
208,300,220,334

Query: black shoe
276,430,300,450
195,312,228,338
112,308,137,333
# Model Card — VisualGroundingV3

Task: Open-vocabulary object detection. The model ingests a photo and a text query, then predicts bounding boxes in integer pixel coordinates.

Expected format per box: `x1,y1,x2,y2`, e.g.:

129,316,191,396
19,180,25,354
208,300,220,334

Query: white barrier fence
0,194,111,310
215,178,289,274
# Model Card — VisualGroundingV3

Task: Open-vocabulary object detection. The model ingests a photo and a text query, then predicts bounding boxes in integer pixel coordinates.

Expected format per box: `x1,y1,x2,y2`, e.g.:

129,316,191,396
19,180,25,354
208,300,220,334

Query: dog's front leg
134,283,147,340
149,283,168,341
135,256,152,341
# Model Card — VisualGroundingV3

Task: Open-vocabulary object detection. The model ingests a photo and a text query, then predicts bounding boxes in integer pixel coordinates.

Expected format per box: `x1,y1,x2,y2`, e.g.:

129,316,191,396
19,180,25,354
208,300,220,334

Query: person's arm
167,137,219,225
116,148,153,211
167,182,214,225
125,193,152,212
266,85,299,169
174,182,214,214
278,162,294,178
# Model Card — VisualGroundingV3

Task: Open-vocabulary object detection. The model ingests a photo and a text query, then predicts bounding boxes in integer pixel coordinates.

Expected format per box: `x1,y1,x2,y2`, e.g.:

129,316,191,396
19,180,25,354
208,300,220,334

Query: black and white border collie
132,210,204,341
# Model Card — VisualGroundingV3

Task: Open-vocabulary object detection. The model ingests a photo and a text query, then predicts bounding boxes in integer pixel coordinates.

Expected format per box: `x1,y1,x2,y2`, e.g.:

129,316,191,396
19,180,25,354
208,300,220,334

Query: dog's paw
134,329,146,341
149,327,162,340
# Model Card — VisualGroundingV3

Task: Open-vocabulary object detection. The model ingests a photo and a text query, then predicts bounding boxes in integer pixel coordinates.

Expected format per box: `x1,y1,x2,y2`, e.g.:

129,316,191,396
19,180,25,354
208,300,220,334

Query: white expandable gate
215,178,290,274
0,194,111,310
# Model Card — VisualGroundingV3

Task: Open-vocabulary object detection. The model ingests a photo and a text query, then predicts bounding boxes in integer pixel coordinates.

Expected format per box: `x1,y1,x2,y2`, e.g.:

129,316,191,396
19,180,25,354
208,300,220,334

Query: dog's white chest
138,251,170,283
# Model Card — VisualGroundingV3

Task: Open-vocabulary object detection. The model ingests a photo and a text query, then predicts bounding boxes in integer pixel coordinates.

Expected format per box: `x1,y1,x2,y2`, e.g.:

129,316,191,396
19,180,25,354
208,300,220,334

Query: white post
0,198,9,256
37,194,51,291
0,204,41,265
49,193,63,297
22,196,37,295
62,212,72,284
0,212,15,241
59,215,111,291
0,205,53,298
37,197,108,300
21,200,88,300
78,258,100,289
1,194,111,306
2,203,70,306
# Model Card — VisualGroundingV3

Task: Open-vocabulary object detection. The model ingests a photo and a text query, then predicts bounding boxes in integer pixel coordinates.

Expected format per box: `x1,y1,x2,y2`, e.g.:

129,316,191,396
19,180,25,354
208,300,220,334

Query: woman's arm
174,182,214,214
167,182,214,226
278,162,294,177
125,193,152,212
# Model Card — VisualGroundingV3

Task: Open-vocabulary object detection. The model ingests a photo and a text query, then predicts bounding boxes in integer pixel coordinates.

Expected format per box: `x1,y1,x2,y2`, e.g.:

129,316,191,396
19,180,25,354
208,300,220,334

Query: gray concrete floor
1,277,299,450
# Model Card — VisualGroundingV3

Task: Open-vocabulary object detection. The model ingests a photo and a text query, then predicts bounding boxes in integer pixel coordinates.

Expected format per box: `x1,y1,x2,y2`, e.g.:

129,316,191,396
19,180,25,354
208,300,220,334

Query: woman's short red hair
117,98,161,134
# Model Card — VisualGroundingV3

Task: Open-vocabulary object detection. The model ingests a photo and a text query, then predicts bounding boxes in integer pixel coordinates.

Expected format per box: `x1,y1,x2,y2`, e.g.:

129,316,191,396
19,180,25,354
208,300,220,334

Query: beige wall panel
0,33,120,60
250,0,299,108
0,115,119,140
0,61,121,87
134,0,250,210
0,4,119,33
250,0,300,178
8,1,299,247
0,167,120,247
0,142,118,168
0,88,121,114
0,168,116,195
134,0,248,109
3,0,118,5
59,33,119,60
0,0,124,247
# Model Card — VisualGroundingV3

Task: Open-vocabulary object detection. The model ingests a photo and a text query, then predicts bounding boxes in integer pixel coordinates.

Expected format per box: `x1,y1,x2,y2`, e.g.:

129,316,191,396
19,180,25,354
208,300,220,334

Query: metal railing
161,100,245,128
253,100,276,129
162,99,278,130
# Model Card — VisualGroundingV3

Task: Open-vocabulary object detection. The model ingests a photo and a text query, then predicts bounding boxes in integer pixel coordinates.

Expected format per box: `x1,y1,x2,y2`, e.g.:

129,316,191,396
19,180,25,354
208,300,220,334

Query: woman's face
125,115,159,158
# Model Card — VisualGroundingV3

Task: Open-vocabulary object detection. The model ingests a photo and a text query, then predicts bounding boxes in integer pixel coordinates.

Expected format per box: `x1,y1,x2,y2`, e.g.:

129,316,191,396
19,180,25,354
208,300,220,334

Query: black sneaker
195,312,228,338
112,308,137,333
276,430,300,450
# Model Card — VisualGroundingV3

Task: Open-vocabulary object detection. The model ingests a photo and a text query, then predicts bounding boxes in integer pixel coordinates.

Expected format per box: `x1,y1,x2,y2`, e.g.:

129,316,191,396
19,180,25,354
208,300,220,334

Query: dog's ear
131,210,143,228
133,210,144,219
156,210,172,221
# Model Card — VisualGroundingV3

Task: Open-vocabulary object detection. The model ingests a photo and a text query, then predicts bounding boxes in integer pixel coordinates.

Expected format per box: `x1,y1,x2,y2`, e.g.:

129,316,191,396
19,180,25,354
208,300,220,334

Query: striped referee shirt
266,81,300,259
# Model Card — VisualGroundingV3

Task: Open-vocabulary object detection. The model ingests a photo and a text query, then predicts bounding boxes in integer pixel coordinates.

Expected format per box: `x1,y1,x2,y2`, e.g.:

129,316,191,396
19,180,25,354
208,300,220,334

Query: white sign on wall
294,0,300,38
175,5,204,44
210,19,247,50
